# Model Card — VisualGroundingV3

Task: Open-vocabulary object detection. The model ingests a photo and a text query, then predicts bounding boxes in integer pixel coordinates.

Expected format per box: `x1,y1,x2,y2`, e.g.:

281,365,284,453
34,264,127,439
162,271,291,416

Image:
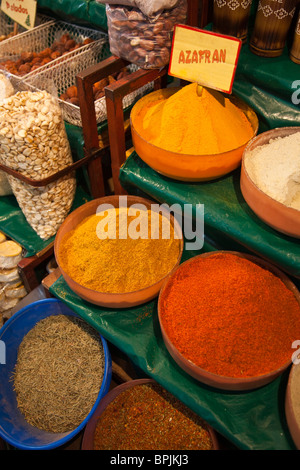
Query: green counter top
119,152,300,283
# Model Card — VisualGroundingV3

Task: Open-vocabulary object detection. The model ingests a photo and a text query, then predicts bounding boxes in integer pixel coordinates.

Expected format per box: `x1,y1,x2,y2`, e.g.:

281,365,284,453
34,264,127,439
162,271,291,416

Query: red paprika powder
159,252,300,378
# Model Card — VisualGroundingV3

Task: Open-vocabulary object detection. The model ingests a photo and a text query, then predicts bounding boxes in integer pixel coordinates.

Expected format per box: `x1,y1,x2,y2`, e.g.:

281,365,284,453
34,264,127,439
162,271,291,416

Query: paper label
1,0,37,30
169,24,242,94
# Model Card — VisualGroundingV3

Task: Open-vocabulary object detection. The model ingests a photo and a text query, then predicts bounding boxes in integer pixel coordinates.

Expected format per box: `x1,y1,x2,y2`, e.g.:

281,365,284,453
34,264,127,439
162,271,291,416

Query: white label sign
1,0,37,30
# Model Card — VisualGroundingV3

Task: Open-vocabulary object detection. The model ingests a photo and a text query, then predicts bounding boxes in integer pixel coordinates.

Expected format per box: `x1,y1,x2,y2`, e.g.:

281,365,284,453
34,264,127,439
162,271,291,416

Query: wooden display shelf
105,65,169,195
76,55,168,195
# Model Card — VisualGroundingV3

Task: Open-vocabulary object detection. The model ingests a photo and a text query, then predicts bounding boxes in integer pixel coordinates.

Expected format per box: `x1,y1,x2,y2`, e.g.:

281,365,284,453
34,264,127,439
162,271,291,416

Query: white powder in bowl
244,132,300,210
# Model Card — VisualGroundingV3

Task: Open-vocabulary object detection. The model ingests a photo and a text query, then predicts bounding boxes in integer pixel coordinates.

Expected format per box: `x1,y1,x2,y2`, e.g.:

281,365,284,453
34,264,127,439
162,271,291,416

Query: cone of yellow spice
57,204,182,302
131,83,258,181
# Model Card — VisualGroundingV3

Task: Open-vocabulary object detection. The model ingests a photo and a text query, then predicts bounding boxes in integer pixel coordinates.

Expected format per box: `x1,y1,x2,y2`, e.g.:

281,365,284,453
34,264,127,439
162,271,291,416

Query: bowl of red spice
158,251,300,391
241,127,300,239
54,195,183,308
81,378,219,450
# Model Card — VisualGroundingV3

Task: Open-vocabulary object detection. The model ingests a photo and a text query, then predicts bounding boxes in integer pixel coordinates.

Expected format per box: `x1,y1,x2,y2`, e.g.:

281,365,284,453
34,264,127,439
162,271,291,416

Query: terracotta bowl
54,195,183,309
240,126,300,238
81,378,219,450
130,87,258,182
285,362,300,449
158,251,300,391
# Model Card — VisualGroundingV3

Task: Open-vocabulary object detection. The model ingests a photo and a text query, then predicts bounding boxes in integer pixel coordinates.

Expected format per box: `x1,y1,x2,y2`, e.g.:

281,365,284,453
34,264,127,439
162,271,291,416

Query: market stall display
0,298,112,450
82,378,219,450
130,84,258,181
158,251,300,391
241,127,300,238
0,0,299,452
54,195,183,308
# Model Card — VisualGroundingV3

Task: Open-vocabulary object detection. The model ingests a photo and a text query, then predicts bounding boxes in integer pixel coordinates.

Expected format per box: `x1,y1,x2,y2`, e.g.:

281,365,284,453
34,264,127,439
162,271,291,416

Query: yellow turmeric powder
139,83,253,155
58,208,181,294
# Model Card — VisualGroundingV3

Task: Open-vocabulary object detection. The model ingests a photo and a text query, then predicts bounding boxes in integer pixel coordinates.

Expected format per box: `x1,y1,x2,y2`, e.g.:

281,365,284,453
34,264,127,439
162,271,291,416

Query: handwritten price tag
1,0,37,30
169,24,242,94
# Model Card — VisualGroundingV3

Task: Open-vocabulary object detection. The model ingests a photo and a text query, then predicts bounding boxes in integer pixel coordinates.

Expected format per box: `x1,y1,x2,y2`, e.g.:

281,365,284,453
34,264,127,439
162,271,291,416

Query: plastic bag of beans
0,86,76,240
106,0,187,69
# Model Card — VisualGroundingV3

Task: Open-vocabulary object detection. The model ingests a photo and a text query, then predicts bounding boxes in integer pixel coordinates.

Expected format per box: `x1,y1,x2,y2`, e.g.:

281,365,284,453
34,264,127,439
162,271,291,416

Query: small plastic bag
106,0,187,69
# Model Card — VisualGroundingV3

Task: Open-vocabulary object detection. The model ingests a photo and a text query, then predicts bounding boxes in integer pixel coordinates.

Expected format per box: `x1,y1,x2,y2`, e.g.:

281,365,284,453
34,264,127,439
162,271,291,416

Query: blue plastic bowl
0,298,112,450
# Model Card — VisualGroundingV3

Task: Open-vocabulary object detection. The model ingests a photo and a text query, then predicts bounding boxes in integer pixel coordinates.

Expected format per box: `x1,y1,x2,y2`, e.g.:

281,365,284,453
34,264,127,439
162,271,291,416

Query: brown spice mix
93,383,214,450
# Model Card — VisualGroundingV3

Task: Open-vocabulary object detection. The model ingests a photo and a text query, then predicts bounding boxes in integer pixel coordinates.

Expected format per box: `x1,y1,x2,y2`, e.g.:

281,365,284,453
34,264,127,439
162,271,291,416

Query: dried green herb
12,314,104,433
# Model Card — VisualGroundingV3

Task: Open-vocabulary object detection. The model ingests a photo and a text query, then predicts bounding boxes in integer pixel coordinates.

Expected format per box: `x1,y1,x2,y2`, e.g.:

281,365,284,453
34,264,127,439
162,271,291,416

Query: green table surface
233,41,300,133
49,238,296,450
119,152,300,284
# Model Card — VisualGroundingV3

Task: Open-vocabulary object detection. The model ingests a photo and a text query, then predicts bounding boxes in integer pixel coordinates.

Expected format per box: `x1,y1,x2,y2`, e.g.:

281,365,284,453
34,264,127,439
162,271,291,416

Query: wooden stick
13,22,18,36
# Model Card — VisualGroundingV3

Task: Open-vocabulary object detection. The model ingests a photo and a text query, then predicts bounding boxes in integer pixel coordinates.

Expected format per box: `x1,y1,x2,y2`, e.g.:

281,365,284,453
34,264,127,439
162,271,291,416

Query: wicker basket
25,52,154,127
0,19,108,80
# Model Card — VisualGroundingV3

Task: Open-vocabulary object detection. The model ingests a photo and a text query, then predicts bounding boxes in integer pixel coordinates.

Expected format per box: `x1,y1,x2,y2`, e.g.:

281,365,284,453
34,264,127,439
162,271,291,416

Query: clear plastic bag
0,79,76,240
106,0,187,69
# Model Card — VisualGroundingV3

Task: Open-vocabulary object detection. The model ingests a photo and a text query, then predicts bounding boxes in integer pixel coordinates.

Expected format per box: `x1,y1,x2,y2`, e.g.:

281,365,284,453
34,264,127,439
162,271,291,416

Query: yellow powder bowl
130,87,258,182
54,195,184,309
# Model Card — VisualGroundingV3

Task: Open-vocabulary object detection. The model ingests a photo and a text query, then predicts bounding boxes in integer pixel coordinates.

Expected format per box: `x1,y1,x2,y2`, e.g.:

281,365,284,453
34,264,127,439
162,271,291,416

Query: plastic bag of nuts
0,88,76,240
106,0,187,69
